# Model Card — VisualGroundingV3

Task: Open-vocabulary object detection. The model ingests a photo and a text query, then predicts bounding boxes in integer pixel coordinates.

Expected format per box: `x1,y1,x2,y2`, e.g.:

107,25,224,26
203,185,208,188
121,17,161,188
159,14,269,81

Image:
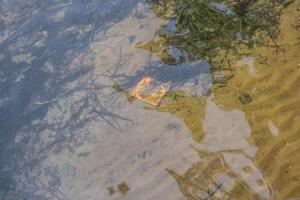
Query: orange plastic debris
131,76,168,106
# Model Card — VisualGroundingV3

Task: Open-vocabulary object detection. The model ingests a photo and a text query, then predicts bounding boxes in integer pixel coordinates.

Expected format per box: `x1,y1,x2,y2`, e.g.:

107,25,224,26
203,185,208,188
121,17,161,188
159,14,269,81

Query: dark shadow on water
0,0,140,199
111,60,211,92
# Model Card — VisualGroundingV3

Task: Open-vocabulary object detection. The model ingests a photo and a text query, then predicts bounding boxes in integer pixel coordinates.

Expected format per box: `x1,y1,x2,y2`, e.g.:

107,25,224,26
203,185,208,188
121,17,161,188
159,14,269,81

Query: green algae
147,0,285,70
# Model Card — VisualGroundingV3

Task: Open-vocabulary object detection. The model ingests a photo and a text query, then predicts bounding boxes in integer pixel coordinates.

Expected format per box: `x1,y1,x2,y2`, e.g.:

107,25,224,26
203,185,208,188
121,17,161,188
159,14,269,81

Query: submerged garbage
130,76,170,106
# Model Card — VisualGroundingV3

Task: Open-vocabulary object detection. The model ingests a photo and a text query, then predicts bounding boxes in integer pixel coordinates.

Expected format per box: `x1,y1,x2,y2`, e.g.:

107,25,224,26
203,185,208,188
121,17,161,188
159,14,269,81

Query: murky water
0,0,299,200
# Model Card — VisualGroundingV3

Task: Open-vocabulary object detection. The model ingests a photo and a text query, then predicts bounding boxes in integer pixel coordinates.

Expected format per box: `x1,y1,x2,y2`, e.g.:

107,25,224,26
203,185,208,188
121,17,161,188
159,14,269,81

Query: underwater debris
131,76,170,106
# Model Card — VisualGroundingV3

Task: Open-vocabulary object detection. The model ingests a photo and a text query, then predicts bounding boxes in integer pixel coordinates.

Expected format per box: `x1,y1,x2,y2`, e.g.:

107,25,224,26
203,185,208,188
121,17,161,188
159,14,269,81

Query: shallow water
0,0,299,199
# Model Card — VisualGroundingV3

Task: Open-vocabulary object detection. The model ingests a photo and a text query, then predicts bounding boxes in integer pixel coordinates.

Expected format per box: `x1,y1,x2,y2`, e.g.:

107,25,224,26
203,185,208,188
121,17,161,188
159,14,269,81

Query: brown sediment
211,1,300,198
166,150,261,200
128,0,300,198
166,153,225,200
146,0,300,199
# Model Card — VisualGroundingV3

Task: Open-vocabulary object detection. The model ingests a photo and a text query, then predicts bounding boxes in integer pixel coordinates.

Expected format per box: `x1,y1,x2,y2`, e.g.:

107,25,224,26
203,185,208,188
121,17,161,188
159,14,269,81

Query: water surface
0,0,299,199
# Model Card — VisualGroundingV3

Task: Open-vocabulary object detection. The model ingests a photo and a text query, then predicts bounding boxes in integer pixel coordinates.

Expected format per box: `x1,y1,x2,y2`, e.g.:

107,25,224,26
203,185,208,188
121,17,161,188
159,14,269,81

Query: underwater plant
145,0,293,69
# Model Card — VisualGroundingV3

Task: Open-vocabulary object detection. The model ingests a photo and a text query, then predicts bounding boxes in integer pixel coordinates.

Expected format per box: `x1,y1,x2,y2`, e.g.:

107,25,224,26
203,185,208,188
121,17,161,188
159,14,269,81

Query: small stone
239,92,252,104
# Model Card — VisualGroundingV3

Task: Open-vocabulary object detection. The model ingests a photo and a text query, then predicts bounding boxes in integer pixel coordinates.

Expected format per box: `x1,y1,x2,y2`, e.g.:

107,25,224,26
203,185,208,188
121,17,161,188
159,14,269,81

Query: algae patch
147,0,284,70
